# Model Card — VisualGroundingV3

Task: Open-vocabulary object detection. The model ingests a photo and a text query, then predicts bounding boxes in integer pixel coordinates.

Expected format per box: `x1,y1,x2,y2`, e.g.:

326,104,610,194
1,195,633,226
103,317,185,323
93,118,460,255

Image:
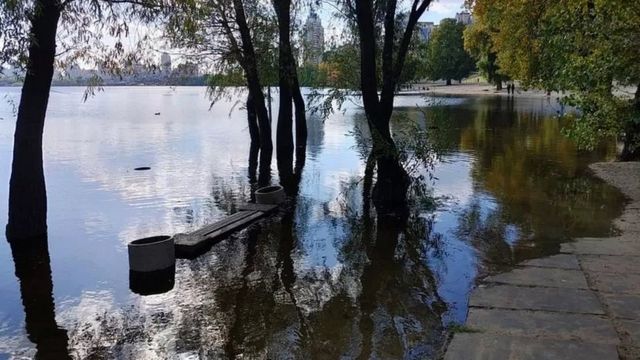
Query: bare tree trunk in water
275,0,295,181
232,0,272,186
620,84,640,161
352,0,430,214
10,236,71,359
292,73,307,148
362,151,376,215
273,0,308,186
247,93,260,183
7,0,62,241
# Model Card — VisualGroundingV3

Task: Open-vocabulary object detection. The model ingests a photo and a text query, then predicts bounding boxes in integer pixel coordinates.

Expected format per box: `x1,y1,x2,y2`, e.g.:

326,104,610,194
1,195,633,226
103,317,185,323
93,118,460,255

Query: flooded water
0,87,625,359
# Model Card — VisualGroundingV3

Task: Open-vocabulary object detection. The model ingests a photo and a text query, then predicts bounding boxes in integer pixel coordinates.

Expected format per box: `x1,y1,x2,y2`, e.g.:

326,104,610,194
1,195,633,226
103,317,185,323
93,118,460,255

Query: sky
420,0,468,23
317,0,467,44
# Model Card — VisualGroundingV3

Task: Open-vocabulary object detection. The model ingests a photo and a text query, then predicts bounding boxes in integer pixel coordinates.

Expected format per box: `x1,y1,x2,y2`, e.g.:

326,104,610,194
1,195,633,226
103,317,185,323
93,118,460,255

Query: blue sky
420,0,467,23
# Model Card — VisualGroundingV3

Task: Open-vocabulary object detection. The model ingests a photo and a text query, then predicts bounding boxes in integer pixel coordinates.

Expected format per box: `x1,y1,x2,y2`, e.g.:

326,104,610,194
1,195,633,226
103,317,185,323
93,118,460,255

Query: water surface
0,87,624,359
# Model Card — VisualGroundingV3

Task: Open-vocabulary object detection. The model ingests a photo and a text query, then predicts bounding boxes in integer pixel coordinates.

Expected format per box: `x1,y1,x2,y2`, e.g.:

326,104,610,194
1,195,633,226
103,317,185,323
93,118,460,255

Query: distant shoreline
399,82,562,99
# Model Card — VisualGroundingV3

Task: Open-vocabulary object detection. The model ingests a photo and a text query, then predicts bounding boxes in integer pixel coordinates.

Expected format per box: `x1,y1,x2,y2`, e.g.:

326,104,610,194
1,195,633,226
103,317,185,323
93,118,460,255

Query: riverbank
398,83,561,99
444,161,640,360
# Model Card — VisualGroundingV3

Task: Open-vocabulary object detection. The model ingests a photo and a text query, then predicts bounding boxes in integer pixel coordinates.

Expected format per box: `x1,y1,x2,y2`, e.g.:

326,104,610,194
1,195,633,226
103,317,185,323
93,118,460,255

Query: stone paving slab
580,255,640,274
620,320,640,343
614,210,640,232
470,284,604,314
466,308,619,344
602,293,640,320
519,254,580,269
586,272,640,295
561,238,640,256
444,333,619,360
445,162,640,360
484,267,589,289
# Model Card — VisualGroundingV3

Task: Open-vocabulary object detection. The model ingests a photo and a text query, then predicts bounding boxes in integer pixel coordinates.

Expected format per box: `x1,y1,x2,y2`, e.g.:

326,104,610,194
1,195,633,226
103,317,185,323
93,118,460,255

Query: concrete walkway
445,162,640,360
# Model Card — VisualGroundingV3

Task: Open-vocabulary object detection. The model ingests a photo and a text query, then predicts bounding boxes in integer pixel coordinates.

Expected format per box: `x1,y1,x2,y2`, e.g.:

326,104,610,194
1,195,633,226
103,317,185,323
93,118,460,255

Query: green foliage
207,68,246,87
467,0,640,157
426,19,475,84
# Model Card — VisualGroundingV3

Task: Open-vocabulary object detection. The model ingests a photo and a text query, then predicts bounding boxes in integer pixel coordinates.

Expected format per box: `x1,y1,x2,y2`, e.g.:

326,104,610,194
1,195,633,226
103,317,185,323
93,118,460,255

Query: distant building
160,52,172,74
173,62,199,77
303,9,325,66
416,21,436,42
455,11,473,26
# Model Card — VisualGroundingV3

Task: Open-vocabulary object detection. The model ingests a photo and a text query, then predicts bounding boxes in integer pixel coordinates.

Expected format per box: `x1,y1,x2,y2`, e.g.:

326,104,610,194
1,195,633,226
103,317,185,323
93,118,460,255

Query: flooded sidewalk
445,162,640,360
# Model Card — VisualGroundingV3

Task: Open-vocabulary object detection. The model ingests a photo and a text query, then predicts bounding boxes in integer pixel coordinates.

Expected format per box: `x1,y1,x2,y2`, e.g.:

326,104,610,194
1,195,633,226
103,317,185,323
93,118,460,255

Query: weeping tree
1,0,163,241
338,0,433,213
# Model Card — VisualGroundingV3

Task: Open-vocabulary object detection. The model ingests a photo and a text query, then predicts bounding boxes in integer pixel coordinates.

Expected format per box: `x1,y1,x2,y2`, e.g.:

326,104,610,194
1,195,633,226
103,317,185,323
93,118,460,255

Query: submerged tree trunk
247,93,260,182
354,0,412,214
232,0,273,186
274,0,294,180
292,78,307,147
620,83,640,161
6,0,62,241
273,0,307,184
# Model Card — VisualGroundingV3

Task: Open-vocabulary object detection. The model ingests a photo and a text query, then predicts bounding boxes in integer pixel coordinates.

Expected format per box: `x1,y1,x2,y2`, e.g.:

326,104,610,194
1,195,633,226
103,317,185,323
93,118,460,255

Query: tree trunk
354,0,410,214
274,0,295,182
232,0,273,186
10,236,71,359
247,93,260,183
292,78,307,148
446,78,452,86
6,0,62,241
496,80,503,91
620,83,640,161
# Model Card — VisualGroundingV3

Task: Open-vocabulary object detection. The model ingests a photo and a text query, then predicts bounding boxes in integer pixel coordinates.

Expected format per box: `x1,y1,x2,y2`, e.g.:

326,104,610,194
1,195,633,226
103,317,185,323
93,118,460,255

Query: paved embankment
445,162,640,360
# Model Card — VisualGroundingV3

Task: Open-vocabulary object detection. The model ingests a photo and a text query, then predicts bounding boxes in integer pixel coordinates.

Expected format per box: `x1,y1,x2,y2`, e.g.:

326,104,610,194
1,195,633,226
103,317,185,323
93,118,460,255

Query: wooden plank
175,210,267,258
238,203,278,213
190,211,255,237
202,211,264,239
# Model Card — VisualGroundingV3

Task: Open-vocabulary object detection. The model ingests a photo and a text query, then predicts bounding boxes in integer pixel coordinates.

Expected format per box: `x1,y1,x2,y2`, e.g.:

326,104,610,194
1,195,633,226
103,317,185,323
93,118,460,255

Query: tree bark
354,0,413,214
292,77,307,147
274,0,295,181
247,93,260,182
232,0,273,186
6,0,62,241
446,78,452,85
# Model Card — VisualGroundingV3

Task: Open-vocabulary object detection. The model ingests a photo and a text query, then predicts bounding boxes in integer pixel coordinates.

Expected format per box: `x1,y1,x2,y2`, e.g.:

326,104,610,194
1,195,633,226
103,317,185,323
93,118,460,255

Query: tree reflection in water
8,96,626,359
58,148,446,358
9,237,71,359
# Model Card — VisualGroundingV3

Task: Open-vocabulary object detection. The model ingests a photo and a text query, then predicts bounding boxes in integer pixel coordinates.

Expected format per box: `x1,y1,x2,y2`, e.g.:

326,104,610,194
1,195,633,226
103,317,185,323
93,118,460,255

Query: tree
466,0,640,160
339,0,433,213
425,18,475,85
462,13,505,89
2,0,162,240
3,0,62,241
272,0,307,180
165,0,277,184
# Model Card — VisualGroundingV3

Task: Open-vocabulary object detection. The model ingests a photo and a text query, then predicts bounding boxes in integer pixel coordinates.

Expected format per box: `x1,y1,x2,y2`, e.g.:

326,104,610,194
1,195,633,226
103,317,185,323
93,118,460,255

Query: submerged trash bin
129,266,175,296
128,235,175,272
128,235,176,295
255,185,286,205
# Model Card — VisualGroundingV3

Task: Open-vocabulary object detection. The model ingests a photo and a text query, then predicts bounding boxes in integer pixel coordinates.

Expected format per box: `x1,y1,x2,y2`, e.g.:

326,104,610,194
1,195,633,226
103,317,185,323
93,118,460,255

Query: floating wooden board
174,203,278,258
238,203,278,213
